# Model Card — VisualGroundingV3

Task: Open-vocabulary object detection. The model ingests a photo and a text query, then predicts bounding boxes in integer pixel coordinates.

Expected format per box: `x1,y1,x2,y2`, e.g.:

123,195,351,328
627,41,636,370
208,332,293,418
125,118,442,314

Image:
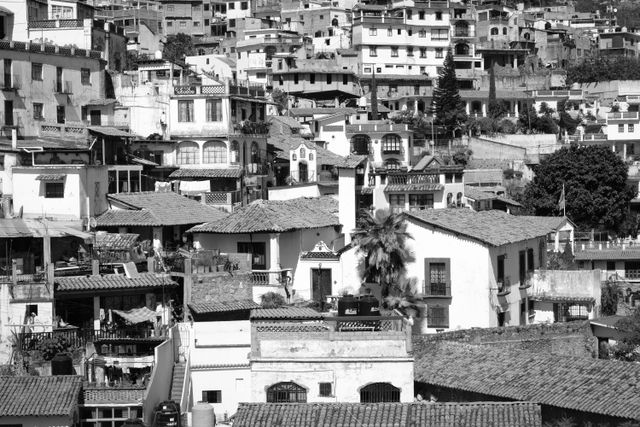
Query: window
206,99,222,121
434,48,444,59
33,103,44,120
619,124,625,133
419,11,425,19
491,27,499,35
407,46,414,57
167,21,173,27
193,21,200,26
428,305,449,328
45,182,64,198
432,29,448,40
180,21,186,28
342,74,348,85
409,193,433,210
408,29,412,36
204,3,209,10
397,28,402,35
387,28,393,36
527,248,534,272
414,85,420,95
228,2,235,9
319,383,332,397
385,159,400,169
229,19,236,27
420,48,427,58
309,73,315,84
351,134,370,155
178,100,194,122
31,63,43,81
167,5,174,11
326,74,332,84
81,68,91,85
425,258,450,296
294,73,299,84
369,46,377,57
360,383,400,403
391,47,398,57
205,19,209,26
241,1,248,9
630,124,635,133
202,390,222,403
27,304,38,315
435,11,442,20
203,140,227,164
388,194,405,212
56,106,65,124
267,382,307,403
407,10,412,19
382,134,401,153
176,141,200,164
503,27,507,35
369,28,377,36
418,30,426,38
497,254,506,289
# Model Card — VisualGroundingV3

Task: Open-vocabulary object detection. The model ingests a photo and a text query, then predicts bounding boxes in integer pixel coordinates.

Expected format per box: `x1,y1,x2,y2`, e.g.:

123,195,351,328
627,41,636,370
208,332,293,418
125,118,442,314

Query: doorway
298,162,308,183
237,241,266,270
4,100,12,126
90,110,102,126
311,268,332,305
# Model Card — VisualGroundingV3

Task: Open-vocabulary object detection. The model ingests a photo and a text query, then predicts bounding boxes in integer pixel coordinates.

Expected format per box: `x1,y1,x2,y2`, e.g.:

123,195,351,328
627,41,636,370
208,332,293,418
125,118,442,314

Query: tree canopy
522,144,635,235
431,48,467,138
567,56,640,84
162,33,195,63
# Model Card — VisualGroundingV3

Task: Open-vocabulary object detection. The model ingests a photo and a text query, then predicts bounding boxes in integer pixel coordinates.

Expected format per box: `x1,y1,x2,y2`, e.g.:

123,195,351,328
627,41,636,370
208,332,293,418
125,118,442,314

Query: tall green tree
162,33,195,63
522,144,635,235
431,48,467,138
613,307,640,362
487,66,506,119
352,210,415,300
270,88,289,114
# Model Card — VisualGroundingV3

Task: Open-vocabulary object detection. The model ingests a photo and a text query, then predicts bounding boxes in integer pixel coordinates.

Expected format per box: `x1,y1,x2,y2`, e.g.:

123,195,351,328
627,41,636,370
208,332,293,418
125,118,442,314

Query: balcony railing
346,123,409,133
19,327,166,351
607,111,639,120
229,83,265,97
173,84,225,96
251,269,292,286
423,281,451,297
497,277,511,296
387,173,441,185
203,190,242,206
39,122,88,139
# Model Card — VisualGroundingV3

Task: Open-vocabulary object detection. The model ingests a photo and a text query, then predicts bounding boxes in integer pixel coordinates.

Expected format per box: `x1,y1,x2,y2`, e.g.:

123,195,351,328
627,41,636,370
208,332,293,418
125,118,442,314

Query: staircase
169,362,186,403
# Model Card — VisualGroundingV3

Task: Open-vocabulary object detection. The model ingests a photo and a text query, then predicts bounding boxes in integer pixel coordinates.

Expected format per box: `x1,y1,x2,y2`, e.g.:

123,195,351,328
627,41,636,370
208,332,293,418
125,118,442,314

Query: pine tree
431,48,467,138
487,65,506,119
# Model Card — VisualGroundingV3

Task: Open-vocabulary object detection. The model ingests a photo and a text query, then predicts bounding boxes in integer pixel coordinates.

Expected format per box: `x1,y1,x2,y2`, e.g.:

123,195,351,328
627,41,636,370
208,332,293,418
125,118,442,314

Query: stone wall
190,271,253,304
413,321,597,359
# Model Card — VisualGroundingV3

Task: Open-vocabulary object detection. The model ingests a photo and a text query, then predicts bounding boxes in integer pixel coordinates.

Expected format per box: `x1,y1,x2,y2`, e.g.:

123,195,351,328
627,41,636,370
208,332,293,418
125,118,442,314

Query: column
465,101,470,115
513,55,518,69
152,226,163,251
514,101,519,116
624,143,628,160
42,235,51,283
93,295,101,330
268,233,280,272
481,102,487,117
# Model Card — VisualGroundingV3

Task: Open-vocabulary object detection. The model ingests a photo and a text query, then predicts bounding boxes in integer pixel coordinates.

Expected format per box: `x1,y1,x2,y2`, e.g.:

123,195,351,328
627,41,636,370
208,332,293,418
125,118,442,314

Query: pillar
513,55,517,69
93,295,101,330
152,226,163,251
624,143,628,160
42,235,51,282
481,102,487,117
268,233,280,271
514,101,519,116
465,102,470,115
338,167,357,245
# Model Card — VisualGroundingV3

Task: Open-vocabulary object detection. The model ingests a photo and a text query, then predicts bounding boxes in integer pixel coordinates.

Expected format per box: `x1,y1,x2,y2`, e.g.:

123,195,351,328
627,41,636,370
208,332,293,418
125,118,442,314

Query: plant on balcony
352,209,416,303
240,121,270,135
32,335,77,361
611,306,640,362
601,279,621,316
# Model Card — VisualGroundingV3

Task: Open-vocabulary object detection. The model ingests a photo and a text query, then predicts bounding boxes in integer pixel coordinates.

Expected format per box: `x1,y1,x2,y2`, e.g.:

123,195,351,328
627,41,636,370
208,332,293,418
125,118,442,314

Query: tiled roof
168,168,244,179
250,306,323,320
384,183,444,192
88,126,134,138
529,295,595,303
94,232,139,250
414,342,640,420
189,299,261,314
56,272,177,292
590,315,626,329
464,185,498,201
83,386,145,404
0,375,82,417
98,191,229,226
233,402,542,427
574,248,640,261
268,135,351,168
290,107,357,116
340,154,367,169
17,138,90,150
404,209,556,247
36,173,66,181
188,197,339,234
268,115,303,129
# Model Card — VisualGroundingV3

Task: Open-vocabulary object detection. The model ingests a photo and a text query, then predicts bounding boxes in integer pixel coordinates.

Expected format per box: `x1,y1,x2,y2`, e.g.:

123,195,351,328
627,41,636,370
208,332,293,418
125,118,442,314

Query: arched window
455,43,469,56
360,383,400,403
203,140,227,164
490,27,499,35
456,192,463,205
300,147,306,158
351,135,371,155
176,141,200,165
230,140,240,164
382,134,401,154
251,141,260,163
266,382,307,403
503,27,507,35
446,193,453,205
385,159,400,170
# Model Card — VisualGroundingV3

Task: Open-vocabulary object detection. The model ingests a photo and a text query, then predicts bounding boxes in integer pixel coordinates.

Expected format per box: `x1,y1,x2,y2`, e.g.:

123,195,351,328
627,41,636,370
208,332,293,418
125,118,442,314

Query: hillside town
1,0,640,426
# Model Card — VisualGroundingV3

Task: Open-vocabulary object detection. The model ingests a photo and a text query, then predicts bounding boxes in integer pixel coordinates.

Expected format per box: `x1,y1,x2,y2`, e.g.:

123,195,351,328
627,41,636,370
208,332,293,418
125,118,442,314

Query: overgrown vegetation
567,56,640,84
162,33,195,63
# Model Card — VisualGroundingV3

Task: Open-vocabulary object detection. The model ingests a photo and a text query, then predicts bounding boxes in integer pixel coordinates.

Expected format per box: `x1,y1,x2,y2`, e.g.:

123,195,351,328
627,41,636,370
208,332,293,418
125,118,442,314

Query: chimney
338,166,357,245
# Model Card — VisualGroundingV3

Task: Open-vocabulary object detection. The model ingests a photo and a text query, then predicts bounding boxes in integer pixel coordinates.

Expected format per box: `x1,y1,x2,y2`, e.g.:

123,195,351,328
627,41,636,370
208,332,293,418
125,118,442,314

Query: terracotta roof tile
94,232,139,250
250,307,323,320
0,375,82,417
168,168,244,179
233,402,542,427
56,272,177,292
83,386,145,404
404,209,555,247
574,248,640,261
188,197,339,234
385,183,444,192
189,299,261,314
414,342,640,420
268,135,352,167
97,191,228,227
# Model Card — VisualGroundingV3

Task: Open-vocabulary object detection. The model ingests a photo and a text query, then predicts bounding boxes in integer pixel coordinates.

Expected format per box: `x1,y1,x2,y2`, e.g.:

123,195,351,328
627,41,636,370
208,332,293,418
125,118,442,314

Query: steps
169,362,186,403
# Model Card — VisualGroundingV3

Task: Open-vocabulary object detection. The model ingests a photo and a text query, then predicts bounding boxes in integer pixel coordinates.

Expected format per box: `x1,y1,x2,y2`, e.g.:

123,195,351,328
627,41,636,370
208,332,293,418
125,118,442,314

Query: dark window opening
360,383,400,403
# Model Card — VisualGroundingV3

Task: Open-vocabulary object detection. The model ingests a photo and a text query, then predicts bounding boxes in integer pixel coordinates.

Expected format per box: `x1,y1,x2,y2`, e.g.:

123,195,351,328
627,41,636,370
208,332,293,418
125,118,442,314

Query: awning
112,307,158,324
0,6,14,15
0,219,33,238
129,156,159,167
36,174,66,181
88,126,135,138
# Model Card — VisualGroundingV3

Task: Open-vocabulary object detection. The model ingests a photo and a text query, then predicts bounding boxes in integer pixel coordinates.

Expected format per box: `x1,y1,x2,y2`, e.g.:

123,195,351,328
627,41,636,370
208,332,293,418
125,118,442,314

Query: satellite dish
154,50,163,60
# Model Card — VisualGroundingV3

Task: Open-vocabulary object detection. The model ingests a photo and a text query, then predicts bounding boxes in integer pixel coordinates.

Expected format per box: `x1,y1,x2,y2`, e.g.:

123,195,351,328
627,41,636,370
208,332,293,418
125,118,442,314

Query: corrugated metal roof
189,299,261,314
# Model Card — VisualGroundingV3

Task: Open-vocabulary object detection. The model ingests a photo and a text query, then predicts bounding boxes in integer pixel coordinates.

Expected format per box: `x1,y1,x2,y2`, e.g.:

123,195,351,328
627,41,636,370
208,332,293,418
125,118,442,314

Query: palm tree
352,210,415,300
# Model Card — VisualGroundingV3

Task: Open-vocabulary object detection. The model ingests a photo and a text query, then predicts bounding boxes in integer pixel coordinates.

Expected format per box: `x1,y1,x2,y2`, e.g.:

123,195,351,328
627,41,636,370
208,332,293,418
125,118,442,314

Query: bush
260,292,286,308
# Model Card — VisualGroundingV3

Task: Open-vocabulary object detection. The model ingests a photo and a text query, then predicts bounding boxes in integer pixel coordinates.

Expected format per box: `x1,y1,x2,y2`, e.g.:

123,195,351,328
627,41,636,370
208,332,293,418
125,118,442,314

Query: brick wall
413,321,598,359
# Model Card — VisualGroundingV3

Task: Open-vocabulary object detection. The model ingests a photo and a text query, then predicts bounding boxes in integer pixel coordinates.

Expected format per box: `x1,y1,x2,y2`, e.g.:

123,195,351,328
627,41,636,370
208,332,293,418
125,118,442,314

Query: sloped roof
94,232,139,250
188,197,339,234
414,342,640,421
189,299,261,315
97,191,228,227
84,386,146,404
232,402,542,427
0,376,83,417
250,306,323,320
404,209,556,247
464,185,497,201
55,272,177,292
290,107,357,117
268,115,303,129
574,248,640,261
268,135,348,167
168,168,244,179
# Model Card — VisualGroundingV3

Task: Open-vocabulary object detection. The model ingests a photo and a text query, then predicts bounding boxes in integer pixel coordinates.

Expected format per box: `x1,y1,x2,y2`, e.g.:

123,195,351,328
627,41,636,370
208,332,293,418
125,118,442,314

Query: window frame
427,305,449,328
424,258,451,296
202,390,222,403
31,63,43,81
266,382,307,403
178,100,194,122
44,181,65,198
33,103,44,120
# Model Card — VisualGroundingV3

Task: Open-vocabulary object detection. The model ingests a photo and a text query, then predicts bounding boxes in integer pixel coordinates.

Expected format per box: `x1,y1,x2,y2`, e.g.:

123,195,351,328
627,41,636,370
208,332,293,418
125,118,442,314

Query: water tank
359,295,381,316
51,353,74,375
338,295,359,316
192,402,216,427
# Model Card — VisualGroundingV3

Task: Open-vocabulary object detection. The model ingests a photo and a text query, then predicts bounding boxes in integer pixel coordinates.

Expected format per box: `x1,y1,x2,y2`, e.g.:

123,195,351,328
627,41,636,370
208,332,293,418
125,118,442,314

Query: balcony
231,120,270,135
54,80,73,94
423,281,451,298
607,111,639,120
452,29,475,38
345,123,409,134
251,269,292,286
173,84,225,96
388,173,441,185
1,74,21,91
519,272,533,289
229,83,265,97
39,122,88,139
19,327,167,352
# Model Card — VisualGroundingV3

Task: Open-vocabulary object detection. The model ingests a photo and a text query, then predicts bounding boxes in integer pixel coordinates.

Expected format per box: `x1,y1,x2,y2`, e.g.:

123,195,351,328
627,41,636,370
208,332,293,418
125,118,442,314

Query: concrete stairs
169,362,186,403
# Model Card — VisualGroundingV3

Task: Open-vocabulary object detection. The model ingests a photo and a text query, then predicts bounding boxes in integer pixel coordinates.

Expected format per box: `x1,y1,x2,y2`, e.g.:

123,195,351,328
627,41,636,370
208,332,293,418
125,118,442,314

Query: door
56,106,65,124
4,100,12,126
519,250,526,285
3,59,11,88
298,162,308,183
237,242,266,270
311,268,332,304
56,67,63,92
90,110,102,126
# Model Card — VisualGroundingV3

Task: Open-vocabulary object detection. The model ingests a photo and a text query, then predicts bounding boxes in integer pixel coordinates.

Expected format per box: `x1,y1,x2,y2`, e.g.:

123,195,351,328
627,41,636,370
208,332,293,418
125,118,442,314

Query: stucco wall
268,184,322,200
0,415,74,427
143,336,174,424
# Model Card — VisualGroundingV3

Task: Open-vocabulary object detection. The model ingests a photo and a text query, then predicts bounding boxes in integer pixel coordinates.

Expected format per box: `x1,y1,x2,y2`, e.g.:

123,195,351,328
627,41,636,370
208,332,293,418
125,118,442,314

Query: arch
490,27,499,35
176,141,200,165
454,43,469,56
385,158,400,170
251,141,260,163
203,140,227,164
502,27,507,35
350,134,371,155
382,134,402,154
266,382,307,403
456,192,463,205
230,140,240,164
360,382,400,403
446,193,453,205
